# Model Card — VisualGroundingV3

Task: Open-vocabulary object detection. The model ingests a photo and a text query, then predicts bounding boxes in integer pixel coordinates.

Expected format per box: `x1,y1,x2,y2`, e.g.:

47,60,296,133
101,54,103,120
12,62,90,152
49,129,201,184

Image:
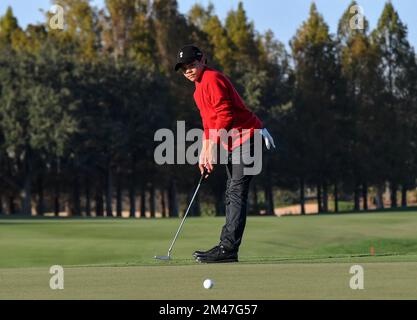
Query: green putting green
1,211,417,299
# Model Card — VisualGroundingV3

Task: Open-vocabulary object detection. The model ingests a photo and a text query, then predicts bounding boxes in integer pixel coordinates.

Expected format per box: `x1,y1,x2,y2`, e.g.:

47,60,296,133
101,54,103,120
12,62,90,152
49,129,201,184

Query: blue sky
1,0,416,50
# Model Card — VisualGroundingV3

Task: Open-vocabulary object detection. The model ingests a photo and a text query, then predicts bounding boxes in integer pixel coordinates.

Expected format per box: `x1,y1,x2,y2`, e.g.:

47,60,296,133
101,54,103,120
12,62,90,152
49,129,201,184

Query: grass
1,211,417,299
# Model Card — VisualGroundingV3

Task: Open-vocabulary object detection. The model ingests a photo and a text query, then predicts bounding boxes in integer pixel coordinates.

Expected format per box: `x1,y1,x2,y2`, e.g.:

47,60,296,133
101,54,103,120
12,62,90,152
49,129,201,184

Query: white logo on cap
180,52,183,58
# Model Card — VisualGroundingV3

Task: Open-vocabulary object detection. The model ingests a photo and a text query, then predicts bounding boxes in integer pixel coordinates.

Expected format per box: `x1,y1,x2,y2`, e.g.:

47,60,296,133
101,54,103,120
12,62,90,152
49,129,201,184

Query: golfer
175,45,275,263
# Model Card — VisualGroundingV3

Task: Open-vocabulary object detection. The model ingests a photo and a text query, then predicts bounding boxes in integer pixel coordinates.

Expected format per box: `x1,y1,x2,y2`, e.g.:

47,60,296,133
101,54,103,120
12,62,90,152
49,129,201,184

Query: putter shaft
167,179,203,257
155,170,206,260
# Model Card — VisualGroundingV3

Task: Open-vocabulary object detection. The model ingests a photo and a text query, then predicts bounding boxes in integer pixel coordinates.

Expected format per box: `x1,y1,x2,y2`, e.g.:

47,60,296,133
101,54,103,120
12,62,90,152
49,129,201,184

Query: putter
155,168,208,261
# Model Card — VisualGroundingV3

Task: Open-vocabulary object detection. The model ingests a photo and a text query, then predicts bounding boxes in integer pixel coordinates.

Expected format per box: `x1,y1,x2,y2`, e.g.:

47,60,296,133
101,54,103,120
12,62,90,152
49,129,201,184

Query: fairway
1,212,417,299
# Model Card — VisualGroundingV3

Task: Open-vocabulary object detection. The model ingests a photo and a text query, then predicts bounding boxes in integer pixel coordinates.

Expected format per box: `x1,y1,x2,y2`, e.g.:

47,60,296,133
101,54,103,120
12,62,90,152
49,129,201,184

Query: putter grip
199,167,208,184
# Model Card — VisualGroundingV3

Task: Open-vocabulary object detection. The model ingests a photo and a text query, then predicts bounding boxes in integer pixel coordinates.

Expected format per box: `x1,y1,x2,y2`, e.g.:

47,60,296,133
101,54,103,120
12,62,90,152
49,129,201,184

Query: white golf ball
203,279,214,289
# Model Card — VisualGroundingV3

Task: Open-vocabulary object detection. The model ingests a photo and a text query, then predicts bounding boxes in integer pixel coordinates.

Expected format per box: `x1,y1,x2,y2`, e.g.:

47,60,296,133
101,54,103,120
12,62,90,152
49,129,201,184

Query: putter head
154,255,171,261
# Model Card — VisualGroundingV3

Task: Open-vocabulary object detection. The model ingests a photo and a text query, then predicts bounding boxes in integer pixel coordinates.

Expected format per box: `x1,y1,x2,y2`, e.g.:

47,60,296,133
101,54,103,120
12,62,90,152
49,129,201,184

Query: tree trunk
85,176,91,216
129,179,136,218
116,173,122,217
54,184,60,216
317,183,322,213
195,193,201,216
106,164,113,217
54,158,61,216
362,182,368,211
375,183,384,209
300,178,305,215
322,181,328,213
251,182,259,215
71,174,81,216
160,189,166,218
9,195,16,215
140,184,146,218
21,156,32,216
334,183,339,213
390,182,398,208
36,175,45,216
129,156,136,218
188,192,200,217
95,186,104,217
168,178,178,217
264,178,275,216
149,183,156,218
354,182,360,211
401,185,407,208
215,190,225,216
186,191,193,217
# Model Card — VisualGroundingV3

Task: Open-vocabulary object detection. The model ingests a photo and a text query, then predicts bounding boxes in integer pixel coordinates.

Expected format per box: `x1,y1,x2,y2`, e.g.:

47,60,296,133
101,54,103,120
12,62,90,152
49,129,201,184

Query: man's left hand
199,139,216,178
204,140,216,174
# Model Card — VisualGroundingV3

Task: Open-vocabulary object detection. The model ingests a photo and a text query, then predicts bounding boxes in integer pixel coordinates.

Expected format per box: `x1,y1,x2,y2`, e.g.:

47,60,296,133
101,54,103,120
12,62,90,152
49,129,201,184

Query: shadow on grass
61,252,407,269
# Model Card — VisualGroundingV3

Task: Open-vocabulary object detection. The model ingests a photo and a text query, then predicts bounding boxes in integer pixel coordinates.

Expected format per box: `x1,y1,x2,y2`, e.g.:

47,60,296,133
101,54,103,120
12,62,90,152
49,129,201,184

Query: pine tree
151,0,191,73
338,1,384,210
0,7,21,49
188,3,235,74
225,2,259,69
290,3,343,213
0,47,79,215
371,1,417,208
48,0,98,60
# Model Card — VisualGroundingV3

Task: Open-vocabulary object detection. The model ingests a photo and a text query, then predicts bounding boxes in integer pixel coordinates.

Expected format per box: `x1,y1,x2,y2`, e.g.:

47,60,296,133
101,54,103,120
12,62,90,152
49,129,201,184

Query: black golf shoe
192,245,220,259
196,245,238,263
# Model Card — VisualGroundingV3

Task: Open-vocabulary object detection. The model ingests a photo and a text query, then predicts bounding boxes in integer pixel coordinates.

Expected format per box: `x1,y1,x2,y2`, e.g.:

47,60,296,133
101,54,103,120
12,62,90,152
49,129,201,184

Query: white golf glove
260,128,276,150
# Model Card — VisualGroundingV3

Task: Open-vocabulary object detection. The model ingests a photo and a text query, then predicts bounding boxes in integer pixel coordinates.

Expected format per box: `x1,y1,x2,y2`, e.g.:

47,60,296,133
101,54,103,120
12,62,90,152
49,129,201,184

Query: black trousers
219,138,263,252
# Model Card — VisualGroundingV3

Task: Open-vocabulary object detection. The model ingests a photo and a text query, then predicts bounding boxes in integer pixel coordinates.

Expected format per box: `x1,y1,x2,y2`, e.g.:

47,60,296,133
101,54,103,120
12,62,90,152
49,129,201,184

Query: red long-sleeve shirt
193,67,263,151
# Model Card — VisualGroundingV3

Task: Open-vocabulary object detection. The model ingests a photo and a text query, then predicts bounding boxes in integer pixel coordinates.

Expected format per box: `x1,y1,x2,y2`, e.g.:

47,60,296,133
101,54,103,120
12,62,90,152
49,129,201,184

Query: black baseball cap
174,45,203,71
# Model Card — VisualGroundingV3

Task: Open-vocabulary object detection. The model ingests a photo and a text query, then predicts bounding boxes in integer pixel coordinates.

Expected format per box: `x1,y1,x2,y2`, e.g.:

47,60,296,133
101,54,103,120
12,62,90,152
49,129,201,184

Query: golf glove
260,128,276,150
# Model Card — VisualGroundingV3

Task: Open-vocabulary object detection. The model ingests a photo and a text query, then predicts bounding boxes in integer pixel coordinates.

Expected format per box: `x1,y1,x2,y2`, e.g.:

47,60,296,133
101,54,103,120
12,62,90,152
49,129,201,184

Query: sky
1,0,416,50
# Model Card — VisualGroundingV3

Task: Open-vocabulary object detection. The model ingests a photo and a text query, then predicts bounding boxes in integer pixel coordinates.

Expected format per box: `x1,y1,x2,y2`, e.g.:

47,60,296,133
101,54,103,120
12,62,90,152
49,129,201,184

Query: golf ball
203,279,214,289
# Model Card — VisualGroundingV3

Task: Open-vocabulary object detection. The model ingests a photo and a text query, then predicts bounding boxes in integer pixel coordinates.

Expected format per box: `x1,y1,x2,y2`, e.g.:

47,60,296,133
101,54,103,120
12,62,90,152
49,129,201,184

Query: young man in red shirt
175,45,275,263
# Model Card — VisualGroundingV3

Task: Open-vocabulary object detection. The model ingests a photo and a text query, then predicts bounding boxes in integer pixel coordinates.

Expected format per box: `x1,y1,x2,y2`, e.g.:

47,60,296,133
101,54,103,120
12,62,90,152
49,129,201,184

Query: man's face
180,60,204,82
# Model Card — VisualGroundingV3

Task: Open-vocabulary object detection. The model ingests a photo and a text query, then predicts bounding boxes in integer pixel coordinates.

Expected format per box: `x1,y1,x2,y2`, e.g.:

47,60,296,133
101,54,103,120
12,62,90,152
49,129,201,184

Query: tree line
0,0,416,217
